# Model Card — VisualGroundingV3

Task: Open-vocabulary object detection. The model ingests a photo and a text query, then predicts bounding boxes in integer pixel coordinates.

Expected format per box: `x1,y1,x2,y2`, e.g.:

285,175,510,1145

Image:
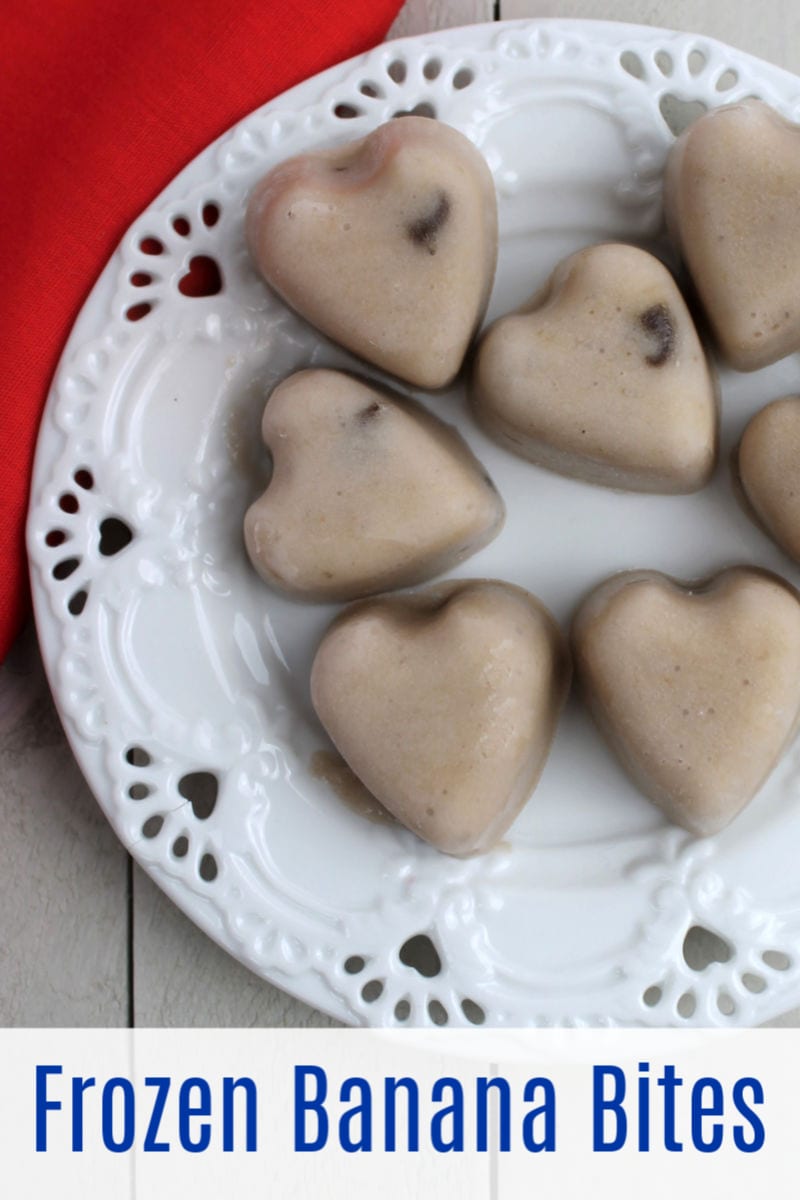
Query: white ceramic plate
27,19,800,1027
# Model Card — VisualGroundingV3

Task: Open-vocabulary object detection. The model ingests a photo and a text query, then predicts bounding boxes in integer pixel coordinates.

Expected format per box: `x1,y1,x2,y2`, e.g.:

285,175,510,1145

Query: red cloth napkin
0,0,402,662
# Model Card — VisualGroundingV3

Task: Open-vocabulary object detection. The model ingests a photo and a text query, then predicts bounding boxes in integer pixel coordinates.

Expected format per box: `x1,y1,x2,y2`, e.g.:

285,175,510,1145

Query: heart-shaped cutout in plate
178,254,223,298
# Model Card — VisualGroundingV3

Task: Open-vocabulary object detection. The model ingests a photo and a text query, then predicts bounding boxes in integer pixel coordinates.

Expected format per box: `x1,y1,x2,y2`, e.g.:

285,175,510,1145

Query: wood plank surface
0,625,129,1025
388,0,494,40
500,0,800,74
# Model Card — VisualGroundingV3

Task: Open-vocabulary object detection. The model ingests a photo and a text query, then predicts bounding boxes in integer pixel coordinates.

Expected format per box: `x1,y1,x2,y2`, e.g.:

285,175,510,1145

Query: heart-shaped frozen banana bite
738,396,800,562
471,243,717,492
311,581,570,855
572,567,800,836
244,369,504,601
246,117,498,389
665,99,800,371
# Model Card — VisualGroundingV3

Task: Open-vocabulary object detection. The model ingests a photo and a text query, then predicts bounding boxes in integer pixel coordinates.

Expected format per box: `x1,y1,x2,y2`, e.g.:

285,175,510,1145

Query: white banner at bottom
1,1028,796,1198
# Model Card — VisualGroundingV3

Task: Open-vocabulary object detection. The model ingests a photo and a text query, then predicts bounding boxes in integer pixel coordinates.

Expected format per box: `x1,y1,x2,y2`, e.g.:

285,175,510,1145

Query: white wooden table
3,0,800,1028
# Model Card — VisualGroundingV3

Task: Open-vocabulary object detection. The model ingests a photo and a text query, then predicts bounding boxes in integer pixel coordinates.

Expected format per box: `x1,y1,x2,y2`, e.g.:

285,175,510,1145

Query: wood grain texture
0,626,129,1025
388,0,494,40
500,0,800,74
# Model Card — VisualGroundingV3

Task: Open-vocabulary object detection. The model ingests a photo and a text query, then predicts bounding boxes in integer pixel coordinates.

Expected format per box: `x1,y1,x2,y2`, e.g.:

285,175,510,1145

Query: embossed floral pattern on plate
27,20,800,1026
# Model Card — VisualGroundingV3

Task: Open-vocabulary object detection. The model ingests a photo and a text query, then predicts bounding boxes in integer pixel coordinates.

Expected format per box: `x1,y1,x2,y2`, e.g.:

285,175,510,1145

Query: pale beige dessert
738,396,800,562
311,581,570,855
244,369,503,601
664,99,800,371
471,243,717,492
246,117,498,389
572,567,800,836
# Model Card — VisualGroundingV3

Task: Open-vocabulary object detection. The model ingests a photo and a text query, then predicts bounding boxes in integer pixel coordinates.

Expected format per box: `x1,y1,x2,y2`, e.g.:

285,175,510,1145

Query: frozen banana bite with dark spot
665,100,800,371
246,117,498,389
311,580,570,856
471,243,717,492
243,369,504,602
